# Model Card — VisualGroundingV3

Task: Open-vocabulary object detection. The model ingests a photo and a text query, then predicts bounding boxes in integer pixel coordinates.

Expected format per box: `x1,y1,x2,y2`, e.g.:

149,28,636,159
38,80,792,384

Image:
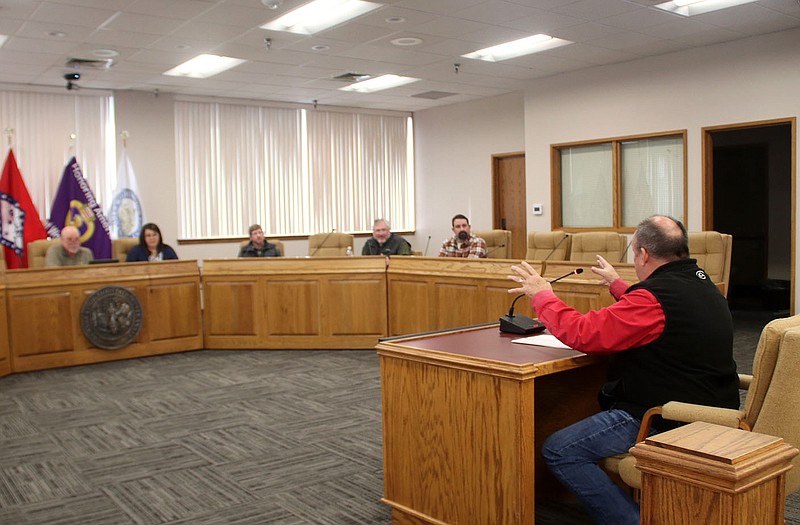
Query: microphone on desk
422,235,431,256
549,267,584,284
309,228,335,257
499,268,583,334
542,233,569,261
485,244,506,257
500,293,545,335
620,237,633,263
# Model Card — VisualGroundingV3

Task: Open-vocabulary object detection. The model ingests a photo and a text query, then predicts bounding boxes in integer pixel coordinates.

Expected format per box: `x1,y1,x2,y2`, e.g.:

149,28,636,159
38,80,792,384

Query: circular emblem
696,270,707,280
80,286,143,350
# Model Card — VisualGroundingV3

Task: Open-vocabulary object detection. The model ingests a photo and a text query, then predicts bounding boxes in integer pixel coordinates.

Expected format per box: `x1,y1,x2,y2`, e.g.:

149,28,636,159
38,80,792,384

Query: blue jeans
541,409,643,525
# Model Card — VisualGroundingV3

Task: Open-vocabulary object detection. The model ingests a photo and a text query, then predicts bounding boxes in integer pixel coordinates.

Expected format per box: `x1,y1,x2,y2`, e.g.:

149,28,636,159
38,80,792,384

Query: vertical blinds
175,100,415,239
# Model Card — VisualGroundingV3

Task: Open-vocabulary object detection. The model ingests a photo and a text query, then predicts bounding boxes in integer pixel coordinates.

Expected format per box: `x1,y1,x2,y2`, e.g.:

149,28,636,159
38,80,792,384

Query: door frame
701,117,796,314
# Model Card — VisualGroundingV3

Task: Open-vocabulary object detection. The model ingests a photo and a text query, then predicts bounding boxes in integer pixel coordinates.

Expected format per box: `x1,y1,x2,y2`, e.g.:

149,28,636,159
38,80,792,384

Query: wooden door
493,153,527,260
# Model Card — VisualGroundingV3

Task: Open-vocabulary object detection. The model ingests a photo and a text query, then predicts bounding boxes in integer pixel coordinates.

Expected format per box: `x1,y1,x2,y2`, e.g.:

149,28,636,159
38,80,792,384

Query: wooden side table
632,421,799,525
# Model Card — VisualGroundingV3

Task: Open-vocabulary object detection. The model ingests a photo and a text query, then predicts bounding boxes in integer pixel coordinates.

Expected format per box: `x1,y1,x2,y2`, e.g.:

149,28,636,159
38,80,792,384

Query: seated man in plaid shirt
438,214,487,258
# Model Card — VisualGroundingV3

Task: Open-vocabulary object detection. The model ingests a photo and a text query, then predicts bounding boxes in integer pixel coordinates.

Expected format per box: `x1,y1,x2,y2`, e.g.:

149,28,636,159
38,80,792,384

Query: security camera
64,72,80,81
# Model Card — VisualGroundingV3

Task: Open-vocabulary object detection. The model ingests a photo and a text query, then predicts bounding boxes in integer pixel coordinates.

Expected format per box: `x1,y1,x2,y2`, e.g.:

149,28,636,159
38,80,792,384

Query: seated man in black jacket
362,219,411,256
507,215,739,525
238,224,281,257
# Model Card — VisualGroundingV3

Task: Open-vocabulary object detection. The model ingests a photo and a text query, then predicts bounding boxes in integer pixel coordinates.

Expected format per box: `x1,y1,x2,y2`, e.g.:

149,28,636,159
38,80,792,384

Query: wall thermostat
532,203,543,216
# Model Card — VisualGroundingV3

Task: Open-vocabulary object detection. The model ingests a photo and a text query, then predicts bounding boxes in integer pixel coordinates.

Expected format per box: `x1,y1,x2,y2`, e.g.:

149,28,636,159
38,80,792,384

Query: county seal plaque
80,286,143,350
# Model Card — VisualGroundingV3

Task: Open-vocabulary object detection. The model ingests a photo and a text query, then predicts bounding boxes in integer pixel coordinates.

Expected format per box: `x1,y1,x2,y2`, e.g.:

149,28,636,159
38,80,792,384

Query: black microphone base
499,315,546,335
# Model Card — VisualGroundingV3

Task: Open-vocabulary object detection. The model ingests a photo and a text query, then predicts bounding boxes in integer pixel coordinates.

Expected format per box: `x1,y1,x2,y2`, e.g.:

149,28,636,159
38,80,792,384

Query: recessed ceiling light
462,34,572,62
176,44,192,50
47,31,66,38
655,0,758,16
163,54,247,79
390,37,422,47
92,49,119,58
260,0,382,35
312,44,330,51
340,74,419,93
385,16,405,23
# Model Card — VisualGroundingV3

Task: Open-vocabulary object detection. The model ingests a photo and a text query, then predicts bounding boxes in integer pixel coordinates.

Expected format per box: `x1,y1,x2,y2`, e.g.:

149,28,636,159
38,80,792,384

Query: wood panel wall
0,271,10,377
4,260,203,373
202,257,388,349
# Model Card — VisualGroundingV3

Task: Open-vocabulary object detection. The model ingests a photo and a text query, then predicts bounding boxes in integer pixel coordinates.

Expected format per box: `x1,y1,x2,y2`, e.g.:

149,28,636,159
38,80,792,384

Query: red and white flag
0,149,48,269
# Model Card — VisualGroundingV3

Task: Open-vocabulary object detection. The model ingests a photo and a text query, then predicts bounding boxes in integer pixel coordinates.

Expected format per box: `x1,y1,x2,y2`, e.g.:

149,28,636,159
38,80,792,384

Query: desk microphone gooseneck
499,268,584,335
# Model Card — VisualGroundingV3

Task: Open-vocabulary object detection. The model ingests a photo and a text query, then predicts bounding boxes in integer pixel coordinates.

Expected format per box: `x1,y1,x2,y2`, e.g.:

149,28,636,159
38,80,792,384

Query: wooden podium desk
4,260,203,373
378,324,606,525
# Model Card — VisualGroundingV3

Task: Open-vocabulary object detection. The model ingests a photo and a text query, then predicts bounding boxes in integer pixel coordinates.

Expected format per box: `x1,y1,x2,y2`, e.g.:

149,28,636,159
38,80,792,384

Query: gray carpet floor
0,311,797,525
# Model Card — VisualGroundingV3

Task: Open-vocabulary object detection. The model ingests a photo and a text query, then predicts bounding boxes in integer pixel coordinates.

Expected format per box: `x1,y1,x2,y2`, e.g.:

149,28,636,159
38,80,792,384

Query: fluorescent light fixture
340,74,419,93
0,35,8,48
655,0,758,16
462,34,572,62
163,54,246,79
261,0,382,35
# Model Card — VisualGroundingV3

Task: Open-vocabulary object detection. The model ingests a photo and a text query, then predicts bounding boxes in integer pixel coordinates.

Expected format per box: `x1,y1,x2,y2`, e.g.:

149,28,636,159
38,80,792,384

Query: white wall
524,27,800,232
520,27,799,303
413,91,525,253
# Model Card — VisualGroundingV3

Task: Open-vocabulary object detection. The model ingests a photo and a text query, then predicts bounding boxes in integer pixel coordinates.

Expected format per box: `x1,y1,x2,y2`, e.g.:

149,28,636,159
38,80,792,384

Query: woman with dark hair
125,223,178,262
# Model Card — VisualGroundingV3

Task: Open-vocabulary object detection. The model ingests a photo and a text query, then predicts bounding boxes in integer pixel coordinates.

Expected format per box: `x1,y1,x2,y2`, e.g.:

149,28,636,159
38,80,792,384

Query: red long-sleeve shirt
531,278,665,354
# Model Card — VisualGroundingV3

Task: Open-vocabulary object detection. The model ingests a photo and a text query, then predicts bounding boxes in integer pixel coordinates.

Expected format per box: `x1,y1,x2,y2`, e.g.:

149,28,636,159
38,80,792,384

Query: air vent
412,91,457,100
332,72,371,82
65,58,114,70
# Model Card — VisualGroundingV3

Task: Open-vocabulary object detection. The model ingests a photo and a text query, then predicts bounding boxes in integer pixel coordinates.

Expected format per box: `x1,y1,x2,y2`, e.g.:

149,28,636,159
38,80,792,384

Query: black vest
604,258,739,423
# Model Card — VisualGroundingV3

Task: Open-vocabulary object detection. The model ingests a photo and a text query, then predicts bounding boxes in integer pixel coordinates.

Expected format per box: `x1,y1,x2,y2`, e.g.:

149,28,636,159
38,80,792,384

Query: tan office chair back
307,232,354,256
688,231,732,297
238,238,285,256
569,232,628,262
27,239,60,268
113,238,139,261
526,231,570,261
473,230,511,259
751,323,800,493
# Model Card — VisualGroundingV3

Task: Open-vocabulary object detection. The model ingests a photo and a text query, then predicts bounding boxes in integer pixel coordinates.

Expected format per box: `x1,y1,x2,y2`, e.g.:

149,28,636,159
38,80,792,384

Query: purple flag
46,157,112,259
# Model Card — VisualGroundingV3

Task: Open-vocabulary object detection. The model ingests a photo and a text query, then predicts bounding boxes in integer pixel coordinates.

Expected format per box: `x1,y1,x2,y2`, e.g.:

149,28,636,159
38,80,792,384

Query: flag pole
4,128,13,149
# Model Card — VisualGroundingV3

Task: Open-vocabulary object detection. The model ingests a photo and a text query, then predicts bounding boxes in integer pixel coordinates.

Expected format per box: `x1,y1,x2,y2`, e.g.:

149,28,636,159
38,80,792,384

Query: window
552,131,686,231
175,100,415,239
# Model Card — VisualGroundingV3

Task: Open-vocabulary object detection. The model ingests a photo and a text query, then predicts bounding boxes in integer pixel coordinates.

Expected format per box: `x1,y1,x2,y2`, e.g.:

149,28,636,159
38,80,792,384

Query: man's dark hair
634,215,689,260
451,214,469,227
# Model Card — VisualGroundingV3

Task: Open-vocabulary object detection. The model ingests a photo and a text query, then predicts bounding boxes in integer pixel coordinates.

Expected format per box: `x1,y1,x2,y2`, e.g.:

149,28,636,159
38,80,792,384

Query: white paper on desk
512,333,573,350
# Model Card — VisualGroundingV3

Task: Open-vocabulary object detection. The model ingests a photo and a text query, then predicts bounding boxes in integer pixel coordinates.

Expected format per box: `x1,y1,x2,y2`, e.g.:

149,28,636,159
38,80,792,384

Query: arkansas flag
45,157,112,259
107,147,144,239
0,149,48,269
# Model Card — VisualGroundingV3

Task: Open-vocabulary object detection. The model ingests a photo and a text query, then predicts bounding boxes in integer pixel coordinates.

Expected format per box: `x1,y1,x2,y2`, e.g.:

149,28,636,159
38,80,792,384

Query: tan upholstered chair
473,230,511,259
526,231,570,261
27,239,60,268
606,315,800,497
569,232,628,263
237,238,285,257
307,232,354,256
689,231,732,297
113,238,139,261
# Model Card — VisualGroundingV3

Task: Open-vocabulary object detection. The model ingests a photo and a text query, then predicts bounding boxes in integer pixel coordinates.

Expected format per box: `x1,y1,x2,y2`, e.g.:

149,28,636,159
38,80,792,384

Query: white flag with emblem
107,147,144,239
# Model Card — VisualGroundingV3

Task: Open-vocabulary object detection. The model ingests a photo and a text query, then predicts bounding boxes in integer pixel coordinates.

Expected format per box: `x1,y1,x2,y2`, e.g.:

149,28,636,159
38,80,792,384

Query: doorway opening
703,118,795,316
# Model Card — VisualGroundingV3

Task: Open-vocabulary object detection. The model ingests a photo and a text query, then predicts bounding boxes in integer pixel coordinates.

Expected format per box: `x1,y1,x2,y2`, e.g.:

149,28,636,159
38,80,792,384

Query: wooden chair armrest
661,401,749,430
738,373,753,390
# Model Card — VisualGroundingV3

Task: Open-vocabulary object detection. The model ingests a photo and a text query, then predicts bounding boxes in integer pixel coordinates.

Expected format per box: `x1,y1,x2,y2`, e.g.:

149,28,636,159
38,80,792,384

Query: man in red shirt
508,215,738,525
